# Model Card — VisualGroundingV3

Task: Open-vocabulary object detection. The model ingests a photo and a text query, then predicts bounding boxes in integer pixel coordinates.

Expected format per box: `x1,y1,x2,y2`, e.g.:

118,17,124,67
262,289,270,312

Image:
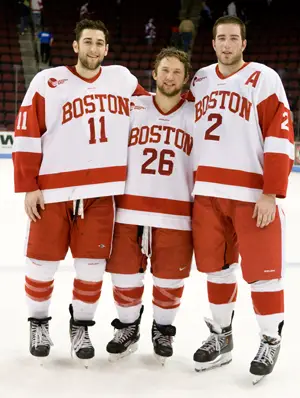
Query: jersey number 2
205,113,222,141
88,116,107,144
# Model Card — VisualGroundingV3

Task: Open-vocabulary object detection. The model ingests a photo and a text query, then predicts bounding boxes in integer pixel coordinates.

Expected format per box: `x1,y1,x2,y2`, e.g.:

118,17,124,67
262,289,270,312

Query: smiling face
73,29,108,71
213,23,246,67
152,56,187,97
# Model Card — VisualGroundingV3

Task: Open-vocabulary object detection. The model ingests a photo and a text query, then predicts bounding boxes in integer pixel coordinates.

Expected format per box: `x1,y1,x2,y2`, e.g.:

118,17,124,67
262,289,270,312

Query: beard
156,82,182,97
218,51,243,66
78,53,102,71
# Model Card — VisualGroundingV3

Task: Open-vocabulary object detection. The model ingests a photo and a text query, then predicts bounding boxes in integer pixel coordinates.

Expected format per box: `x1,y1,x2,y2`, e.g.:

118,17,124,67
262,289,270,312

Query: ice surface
0,160,299,398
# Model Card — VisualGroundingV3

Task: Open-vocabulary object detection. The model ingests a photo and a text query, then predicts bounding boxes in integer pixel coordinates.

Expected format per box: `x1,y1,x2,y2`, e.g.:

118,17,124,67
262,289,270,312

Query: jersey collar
152,96,185,115
66,65,102,83
215,62,250,80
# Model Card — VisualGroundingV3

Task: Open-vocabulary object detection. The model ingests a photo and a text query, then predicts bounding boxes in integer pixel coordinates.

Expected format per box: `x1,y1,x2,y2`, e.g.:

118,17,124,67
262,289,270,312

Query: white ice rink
0,159,299,398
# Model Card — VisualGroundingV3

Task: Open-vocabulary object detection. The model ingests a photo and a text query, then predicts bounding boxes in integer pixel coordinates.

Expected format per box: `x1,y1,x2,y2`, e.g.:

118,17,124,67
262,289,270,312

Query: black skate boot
152,320,176,365
193,316,233,372
28,316,53,359
106,306,144,361
250,335,281,385
69,304,95,367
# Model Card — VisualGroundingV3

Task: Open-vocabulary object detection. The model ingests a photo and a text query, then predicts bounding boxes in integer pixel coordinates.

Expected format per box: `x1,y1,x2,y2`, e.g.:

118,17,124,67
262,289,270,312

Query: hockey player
191,16,294,383
13,18,146,364
105,47,194,364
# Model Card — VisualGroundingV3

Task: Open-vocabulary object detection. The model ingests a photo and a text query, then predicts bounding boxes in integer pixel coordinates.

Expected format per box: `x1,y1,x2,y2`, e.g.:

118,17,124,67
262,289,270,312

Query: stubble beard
219,52,243,67
156,83,182,98
78,54,102,71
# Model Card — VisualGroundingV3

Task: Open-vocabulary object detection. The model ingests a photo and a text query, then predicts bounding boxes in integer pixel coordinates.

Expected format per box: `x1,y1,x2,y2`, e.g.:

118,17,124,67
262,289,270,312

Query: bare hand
25,190,45,222
252,194,276,228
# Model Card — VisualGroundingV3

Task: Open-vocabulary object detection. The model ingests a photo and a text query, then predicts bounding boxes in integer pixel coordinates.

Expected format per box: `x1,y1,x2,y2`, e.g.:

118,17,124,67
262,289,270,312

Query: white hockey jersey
191,62,294,202
13,65,146,203
116,95,194,231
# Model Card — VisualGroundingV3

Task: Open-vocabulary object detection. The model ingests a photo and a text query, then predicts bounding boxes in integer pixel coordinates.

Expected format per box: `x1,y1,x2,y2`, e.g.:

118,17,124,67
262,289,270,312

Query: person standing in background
38,27,53,64
31,0,43,32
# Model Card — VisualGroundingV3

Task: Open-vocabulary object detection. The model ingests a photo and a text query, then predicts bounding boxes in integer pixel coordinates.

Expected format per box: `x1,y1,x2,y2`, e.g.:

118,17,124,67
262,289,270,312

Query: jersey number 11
88,116,108,144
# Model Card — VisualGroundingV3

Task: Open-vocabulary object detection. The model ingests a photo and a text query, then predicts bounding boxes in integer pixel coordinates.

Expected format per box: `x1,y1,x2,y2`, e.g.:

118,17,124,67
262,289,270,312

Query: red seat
5,113,16,123
0,54,11,63
4,92,15,101
128,60,139,70
4,102,15,112
12,55,22,64
2,83,14,91
3,73,14,82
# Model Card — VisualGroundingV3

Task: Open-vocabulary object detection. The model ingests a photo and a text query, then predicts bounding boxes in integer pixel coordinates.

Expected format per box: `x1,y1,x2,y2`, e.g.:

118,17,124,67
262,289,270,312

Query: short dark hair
213,16,246,41
153,47,191,78
74,19,109,43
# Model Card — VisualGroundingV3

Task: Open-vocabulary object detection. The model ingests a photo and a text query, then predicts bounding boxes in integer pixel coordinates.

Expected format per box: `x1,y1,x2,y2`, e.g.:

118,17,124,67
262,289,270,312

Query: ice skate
69,304,95,368
152,320,176,366
250,335,281,385
193,317,233,372
28,316,53,365
106,306,144,362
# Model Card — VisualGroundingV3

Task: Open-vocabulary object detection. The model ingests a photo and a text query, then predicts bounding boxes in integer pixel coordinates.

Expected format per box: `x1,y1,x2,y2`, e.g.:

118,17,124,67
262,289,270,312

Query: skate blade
252,375,266,385
195,352,232,372
35,356,49,367
75,357,92,369
71,351,93,368
154,353,170,366
108,342,138,363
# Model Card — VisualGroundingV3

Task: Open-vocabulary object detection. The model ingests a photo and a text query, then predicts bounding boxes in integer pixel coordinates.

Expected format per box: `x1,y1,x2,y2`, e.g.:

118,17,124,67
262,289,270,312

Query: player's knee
207,262,238,284
111,272,144,288
152,276,184,289
250,278,283,292
74,258,106,281
26,257,59,281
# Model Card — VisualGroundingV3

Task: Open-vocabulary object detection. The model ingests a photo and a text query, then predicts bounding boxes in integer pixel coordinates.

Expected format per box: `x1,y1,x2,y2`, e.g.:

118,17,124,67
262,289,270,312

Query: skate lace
253,340,279,366
71,326,92,353
153,329,172,347
32,323,53,348
113,325,136,344
201,331,230,354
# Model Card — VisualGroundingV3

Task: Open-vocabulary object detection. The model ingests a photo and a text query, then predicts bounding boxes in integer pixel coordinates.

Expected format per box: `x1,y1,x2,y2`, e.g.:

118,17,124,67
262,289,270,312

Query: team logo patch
192,76,207,86
48,78,68,88
130,101,146,111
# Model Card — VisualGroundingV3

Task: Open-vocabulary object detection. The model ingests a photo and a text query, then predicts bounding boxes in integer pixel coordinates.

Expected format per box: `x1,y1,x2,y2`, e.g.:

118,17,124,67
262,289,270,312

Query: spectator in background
38,28,53,64
18,0,31,35
227,1,237,16
145,18,156,47
80,2,90,20
31,0,43,32
179,19,195,53
240,6,248,24
201,1,212,20
170,25,182,49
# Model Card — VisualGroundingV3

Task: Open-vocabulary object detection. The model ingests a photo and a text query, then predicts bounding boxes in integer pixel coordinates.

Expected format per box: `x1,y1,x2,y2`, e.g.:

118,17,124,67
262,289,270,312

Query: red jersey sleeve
256,69,294,198
13,72,46,192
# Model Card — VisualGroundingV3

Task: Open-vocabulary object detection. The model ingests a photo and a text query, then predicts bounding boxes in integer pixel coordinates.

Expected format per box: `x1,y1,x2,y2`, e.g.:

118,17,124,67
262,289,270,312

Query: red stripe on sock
251,290,284,315
207,281,237,305
25,277,54,301
73,279,103,304
113,286,144,307
152,285,184,309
